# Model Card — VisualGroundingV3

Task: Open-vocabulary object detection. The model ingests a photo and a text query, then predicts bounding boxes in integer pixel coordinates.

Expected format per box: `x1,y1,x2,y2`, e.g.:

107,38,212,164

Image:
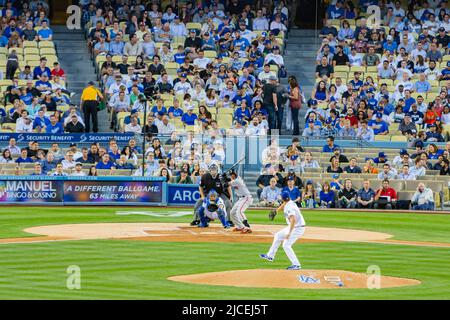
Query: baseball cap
290,155,299,161
447,61,450,67
186,105,194,111
415,140,424,148
189,29,196,33
308,119,315,124
269,75,278,81
264,163,272,169
288,176,295,181
69,143,77,147
376,113,383,118
378,152,386,158
439,27,445,32
400,149,408,155
332,174,340,179
436,117,441,121
281,190,291,201
75,162,83,166
310,99,318,106
272,46,280,51
180,73,187,78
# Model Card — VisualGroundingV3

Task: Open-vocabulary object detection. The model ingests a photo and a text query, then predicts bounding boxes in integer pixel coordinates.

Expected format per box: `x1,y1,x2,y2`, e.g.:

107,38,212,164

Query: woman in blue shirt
319,182,335,208
338,20,354,40
312,81,328,102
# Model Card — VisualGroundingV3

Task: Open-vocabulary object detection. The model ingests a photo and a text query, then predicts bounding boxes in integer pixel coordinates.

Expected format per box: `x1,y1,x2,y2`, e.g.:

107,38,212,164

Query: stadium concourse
0,1,449,211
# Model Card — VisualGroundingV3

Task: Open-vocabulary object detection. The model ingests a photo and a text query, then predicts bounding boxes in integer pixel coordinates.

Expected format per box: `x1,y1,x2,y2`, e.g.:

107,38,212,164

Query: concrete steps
52,26,110,133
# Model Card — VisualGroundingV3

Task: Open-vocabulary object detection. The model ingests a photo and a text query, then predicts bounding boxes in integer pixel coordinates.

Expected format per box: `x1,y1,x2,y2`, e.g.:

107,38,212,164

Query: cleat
232,227,243,232
259,254,273,262
227,221,235,227
190,220,200,226
241,228,252,234
286,265,301,270
198,223,209,228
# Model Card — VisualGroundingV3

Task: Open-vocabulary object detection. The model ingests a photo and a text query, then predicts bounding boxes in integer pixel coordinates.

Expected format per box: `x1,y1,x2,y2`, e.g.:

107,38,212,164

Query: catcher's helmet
281,190,291,201
209,163,219,171
208,190,218,198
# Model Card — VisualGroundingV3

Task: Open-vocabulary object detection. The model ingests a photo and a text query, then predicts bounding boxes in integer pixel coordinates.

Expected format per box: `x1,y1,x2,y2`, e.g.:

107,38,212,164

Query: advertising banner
0,180,63,203
63,180,164,205
0,133,135,144
167,184,201,206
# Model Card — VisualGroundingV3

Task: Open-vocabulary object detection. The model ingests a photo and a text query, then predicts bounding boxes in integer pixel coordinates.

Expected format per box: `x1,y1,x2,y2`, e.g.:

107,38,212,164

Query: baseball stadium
0,0,449,303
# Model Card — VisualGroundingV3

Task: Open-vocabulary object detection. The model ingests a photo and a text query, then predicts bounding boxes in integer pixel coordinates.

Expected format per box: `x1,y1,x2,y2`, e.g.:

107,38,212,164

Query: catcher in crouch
198,190,231,229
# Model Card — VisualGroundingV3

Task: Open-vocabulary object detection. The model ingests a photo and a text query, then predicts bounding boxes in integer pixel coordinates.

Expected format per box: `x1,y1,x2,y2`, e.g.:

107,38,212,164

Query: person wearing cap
368,112,389,135
173,73,192,95
425,123,445,142
184,29,202,53
80,80,103,133
398,112,417,135
264,45,284,68
181,105,198,126
282,176,302,206
65,114,85,133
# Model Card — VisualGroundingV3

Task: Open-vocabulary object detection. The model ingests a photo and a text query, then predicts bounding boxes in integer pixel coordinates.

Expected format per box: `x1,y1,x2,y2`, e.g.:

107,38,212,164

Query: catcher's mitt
207,203,219,212
269,209,277,221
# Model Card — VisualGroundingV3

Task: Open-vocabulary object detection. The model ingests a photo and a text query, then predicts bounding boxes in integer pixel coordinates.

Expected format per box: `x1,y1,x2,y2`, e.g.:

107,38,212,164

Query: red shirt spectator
51,63,65,80
375,186,397,201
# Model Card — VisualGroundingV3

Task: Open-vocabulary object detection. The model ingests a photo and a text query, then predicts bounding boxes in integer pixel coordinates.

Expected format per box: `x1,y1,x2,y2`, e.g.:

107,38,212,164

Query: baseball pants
193,194,232,221
267,226,305,266
230,195,253,229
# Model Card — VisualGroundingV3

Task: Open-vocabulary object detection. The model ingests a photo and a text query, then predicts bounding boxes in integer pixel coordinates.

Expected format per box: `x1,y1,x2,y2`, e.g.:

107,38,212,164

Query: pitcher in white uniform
229,170,253,234
259,190,306,270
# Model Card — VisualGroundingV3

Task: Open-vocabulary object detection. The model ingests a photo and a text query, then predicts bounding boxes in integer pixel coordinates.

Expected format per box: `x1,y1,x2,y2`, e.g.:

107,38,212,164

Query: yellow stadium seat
186,22,201,30
204,50,217,58
334,65,349,73
390,135,407,142
24,47,39,55
23,41,38,48
38,41,55,48
40,47,56,55
374,135,391,141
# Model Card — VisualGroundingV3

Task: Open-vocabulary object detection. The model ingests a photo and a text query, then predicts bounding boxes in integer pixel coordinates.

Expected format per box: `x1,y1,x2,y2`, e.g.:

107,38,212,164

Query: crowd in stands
0,1,74,134
83,0,298,136
310,0,450,143
255,136,450,211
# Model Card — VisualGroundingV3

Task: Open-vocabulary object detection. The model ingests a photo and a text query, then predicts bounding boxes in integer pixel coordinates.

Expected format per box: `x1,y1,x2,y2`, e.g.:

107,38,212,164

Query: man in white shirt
252,9,269,31
424,60,441,81
16,112,33,133
264,46,284,67
245,117,266,136
71,163,87,176
348,47,363,66
410,42,427,61
260,191,306,270
124,116,142,133
157,115,175,135
169,16,187,37
61,151,76,170
193,49,211,69
258,64,277,82
173,73,192,94
411,183,435,211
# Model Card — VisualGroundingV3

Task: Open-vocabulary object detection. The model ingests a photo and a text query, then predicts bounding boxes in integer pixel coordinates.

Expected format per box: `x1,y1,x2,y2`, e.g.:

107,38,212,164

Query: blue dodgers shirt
282,186,301,201
181,112,198,125
45,122,64,134
168,106,184,117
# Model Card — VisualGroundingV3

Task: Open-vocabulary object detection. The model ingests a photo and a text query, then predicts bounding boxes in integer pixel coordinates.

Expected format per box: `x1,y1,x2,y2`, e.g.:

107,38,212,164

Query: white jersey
284,201,306,228
230,177,251,197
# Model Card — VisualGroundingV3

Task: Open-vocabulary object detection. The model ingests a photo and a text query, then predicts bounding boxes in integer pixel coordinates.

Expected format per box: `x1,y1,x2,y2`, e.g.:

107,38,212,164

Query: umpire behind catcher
191,163,233,226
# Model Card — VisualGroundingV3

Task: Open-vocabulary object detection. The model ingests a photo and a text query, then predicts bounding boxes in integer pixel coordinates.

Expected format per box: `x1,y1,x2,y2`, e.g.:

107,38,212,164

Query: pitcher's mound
168,269,421,289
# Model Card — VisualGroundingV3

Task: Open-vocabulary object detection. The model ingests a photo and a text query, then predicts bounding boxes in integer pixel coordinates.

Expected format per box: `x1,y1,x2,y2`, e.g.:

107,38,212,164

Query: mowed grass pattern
0,207,449,299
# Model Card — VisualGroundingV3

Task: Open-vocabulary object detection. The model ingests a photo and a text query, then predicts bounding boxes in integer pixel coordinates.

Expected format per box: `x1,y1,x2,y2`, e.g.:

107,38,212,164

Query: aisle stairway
52,26,110,132
282,29,320,133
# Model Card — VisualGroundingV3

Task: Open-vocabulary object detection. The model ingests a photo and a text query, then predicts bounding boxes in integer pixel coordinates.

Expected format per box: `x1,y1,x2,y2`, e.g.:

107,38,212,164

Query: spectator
319,182,335,208
259,177,281,207
301,180,318,208
322,136,339,152
396,164,416,180
282,176,302,206
338,179,357,208
343,157,362,173
411,183,435,211
65,114,85,133
51,163,68,176
15,148,33,164
176,169,193,184
356,180,376,209
316,56,334,79
409,157,427,177
71,163,87,176
96,153,115,170
301,152,320,168
377,163,397,180
374,179,398,209
327,157,343,173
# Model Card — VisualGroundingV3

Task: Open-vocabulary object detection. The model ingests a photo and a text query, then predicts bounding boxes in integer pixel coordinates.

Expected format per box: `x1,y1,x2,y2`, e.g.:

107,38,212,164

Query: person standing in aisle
80,81,103,133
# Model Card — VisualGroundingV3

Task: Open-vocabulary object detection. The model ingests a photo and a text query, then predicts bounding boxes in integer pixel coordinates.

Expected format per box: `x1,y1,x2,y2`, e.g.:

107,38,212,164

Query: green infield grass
0,207,449,299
